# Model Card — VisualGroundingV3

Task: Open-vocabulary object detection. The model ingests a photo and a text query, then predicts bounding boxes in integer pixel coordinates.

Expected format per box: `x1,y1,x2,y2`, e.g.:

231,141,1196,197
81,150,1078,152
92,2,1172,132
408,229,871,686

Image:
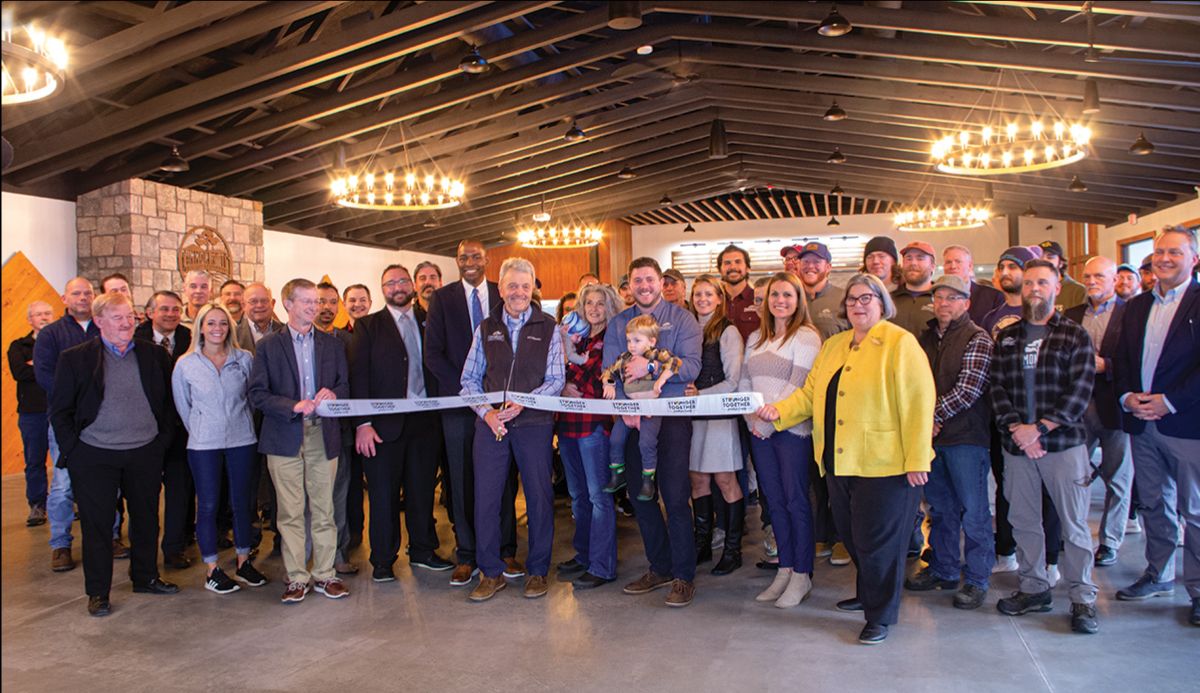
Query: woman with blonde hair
741,272,822,608
172,302,267,594
757,273,935,644
686,274,745,575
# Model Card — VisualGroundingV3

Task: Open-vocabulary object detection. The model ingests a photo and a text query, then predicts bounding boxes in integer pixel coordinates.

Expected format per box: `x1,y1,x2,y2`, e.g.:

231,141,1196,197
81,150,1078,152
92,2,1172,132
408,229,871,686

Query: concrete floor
1,474,1195,693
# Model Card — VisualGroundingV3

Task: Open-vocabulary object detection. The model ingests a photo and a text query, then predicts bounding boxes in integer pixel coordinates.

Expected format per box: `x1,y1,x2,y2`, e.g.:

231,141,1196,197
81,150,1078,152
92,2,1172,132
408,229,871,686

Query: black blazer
1064,298,1126,431
48,338,175,467
423,280,500,397
133,321,191,365
248,326,349,459
1114,279,1200,439
350,304,436,441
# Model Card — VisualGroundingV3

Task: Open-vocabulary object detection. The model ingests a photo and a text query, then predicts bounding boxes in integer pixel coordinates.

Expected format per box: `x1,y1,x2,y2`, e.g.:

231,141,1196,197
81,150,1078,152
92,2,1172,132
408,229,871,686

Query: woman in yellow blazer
757,273,935,645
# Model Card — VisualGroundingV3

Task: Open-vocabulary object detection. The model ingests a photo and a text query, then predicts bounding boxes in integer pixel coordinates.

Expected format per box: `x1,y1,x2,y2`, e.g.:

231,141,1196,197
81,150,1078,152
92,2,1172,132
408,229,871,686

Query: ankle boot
602,466,625,493
711,498,744,575
775,571,813,608
757,567,793,601
636,473,656,501
693,495,714,564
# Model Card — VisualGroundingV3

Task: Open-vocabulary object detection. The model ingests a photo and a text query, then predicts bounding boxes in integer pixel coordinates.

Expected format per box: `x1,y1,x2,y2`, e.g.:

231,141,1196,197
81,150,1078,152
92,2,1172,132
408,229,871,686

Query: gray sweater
172,348,257,451
80,347,158,450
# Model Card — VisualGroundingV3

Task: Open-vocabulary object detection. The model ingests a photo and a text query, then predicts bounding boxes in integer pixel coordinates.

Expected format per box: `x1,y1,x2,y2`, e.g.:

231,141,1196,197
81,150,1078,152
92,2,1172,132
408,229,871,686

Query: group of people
9,226,1198,645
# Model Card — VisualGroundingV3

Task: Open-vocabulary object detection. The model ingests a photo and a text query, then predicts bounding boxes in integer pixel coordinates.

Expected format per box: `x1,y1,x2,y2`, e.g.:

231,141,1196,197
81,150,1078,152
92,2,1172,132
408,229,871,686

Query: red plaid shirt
556,330,612,438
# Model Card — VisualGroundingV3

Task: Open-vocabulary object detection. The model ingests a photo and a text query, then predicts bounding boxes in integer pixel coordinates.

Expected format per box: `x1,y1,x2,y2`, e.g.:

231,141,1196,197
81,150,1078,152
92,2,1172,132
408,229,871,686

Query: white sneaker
711,527,725,551
1126,517,1142,535
1046,564,1060,588
763,527,778,557
992,554,1019,574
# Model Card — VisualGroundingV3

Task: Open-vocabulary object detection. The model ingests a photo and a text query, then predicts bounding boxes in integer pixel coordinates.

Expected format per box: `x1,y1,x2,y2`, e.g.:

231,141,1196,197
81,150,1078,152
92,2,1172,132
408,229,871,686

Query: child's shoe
602,466,626,493
636,472,656,502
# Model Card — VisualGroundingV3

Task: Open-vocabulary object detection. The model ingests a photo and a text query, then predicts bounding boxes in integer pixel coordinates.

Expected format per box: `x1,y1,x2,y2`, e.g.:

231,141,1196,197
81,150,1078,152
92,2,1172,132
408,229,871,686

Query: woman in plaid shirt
555,283,623,589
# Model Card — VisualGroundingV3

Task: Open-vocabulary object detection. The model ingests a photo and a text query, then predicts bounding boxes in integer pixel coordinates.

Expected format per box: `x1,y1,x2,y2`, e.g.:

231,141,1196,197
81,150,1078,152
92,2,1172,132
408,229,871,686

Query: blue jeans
610,415,662,473
750,431,814,572
46,426,129,549
926,444,995,588
188,444,258,563
559,427,616,579
18,412,49,509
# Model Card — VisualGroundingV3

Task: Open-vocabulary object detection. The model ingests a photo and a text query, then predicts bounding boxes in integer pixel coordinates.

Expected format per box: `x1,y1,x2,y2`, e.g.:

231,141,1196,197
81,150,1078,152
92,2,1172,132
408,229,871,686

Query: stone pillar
75,179,264,306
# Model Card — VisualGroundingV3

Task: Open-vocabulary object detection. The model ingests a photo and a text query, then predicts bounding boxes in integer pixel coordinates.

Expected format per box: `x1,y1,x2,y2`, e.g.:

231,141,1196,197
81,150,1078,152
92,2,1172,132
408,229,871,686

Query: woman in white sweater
686,274,745,575
740,272,822,608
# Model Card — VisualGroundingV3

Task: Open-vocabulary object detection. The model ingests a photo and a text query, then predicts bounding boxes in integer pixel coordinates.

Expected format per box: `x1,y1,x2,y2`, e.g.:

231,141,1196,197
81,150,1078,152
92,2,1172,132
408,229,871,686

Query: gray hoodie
172,348,257,451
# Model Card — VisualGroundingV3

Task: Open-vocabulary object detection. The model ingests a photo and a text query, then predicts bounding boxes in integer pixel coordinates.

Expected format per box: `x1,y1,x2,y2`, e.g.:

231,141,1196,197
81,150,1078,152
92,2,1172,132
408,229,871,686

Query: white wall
1097,197,1200,260
1,191,78,290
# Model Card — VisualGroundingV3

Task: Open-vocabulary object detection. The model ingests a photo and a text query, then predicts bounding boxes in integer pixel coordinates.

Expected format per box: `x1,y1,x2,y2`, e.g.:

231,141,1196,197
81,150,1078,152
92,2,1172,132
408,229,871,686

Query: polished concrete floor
1,474,1195,693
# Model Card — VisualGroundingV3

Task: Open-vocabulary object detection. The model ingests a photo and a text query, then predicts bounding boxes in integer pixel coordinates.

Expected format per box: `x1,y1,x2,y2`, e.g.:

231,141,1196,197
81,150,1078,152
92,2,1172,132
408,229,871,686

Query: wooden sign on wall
178,225,233,285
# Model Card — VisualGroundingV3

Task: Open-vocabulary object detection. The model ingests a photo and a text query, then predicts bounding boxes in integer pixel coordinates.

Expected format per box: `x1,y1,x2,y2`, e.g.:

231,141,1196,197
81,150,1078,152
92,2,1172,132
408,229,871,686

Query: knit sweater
740,326,821,438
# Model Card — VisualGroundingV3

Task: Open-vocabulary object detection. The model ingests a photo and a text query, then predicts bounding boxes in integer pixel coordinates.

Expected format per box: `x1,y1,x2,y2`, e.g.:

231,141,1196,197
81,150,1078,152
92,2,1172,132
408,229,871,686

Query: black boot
712,499,744,575
602,466,626,493
693,495,714,564
636,472,656,502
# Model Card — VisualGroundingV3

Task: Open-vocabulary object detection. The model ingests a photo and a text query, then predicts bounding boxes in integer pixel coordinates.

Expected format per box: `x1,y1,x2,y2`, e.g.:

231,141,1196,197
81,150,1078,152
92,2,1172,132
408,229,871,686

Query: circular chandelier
331,170,465,211
931,119,1092,176
517,224,603,249
894,204,991,232
2,17,69,105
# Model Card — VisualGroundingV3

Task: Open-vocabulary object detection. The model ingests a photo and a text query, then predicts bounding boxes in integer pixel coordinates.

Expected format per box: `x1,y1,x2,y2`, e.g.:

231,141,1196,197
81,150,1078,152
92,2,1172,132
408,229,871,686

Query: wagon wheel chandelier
2,13,69,106
330,123,465,211
517,223,603,249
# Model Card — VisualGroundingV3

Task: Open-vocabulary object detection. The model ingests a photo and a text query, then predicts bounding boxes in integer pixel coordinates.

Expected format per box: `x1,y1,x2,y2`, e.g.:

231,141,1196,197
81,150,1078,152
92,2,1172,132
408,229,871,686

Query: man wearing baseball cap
661,269,689,310
890,241,937,337
909,275,995,608
1115,263,1140,300
795,242,849,341
1138,254,1156,294
1038,240,1087,311
863,236,900,290
617,275,634,307
780,245,803,276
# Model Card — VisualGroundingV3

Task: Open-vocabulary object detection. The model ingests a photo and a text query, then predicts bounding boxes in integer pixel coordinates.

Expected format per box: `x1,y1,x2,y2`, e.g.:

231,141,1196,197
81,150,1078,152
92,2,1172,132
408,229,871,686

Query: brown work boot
622,571,673,595
112,539,130,559
469,575,507,602
523,575,549,599
51,547,75,572
450,563,477,586
664,579,696,607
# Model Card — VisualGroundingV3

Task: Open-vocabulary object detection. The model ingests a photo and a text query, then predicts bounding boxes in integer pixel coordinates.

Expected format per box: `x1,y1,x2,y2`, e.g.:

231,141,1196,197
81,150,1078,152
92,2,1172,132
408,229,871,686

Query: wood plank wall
485,220,632,299
2,252,62,476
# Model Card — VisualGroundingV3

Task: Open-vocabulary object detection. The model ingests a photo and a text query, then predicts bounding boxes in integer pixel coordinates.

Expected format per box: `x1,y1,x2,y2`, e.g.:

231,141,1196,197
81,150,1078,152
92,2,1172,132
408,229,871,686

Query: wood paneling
600,219,632,284
2,252,61,476
485,219,634,299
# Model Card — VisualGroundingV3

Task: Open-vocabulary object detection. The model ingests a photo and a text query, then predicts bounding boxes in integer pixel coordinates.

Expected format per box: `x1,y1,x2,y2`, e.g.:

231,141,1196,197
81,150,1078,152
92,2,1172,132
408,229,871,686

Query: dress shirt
1122,282,1184,414
1081,294,1117,353
463,278,490,324
152,328,176,351
386,303,427,398
288,325,317,405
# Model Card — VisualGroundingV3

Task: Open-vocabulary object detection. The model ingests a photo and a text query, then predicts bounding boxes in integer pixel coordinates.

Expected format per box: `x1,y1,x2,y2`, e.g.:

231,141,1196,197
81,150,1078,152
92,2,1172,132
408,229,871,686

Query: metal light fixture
1068,175,1088,192
1082,78,1100,114
518,224,603,249
1022,204,1038,217
458,46,489,74
158,145,190,173
1128,132,1154,156
636,44,654,56
683,222,696,233
932,119,1091,176
1,14,69,105
894,204,991,232
827,215,841,226
608,1,642,30
817,3,852,37
983,182,995,202
827,147,846,164
1084,2,1100,63
830,182,844,196
564,121,586,141
823,101,847,122
617,165,637,179
659,193,673,205
532,195,551,223
422,216,440,228
708,118,729,159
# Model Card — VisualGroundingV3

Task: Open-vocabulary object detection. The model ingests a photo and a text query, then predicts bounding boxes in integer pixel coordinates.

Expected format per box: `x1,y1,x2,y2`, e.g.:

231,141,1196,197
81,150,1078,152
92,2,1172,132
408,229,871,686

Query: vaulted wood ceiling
3,1,1198,255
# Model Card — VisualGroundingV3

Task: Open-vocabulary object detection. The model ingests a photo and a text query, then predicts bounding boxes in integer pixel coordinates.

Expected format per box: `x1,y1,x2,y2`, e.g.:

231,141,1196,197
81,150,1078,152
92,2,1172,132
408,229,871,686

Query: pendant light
458,46,489,74
818,3,852,37
608,1,642,30
823,101,847,121
1068,175,1088,192
827,215,841,226
159,145,189,173
708,118,729,159
827,147,846,164
617,165,637,179
982,182,995,202
682,222,696,233
830,182,844,196
1082,78,1100,114
564,121,586,141
659,193,673,205
1128,132,1154,156
1021,204,1038,217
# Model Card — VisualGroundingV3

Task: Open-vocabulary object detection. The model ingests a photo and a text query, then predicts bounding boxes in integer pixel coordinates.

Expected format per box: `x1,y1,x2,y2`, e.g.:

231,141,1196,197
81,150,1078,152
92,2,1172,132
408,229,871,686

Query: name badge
486,331,506,342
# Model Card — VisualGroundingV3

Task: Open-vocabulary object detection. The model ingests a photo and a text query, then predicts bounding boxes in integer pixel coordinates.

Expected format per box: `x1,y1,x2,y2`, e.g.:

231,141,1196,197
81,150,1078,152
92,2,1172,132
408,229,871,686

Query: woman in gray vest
172,303,268,595
686,274,745,575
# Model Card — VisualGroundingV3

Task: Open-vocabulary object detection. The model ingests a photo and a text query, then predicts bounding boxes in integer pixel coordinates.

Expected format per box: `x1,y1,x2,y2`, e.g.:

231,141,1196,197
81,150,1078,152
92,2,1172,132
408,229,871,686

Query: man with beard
1037,241,1087,311
891,242,938,337
943,245,1005,326
314,282,342,334
1115,263,1140,301
425,240,520,587
414,261,443,313
863,236,900,290
718,244,759,342
617,275,634,307
219,280,245,325
1138,255,1156,294
314,281,359,575
991,259,1098,634
354,265,452,581
342,284,372,331
981,247,1035,339
661,269,689,310
180,270,211,327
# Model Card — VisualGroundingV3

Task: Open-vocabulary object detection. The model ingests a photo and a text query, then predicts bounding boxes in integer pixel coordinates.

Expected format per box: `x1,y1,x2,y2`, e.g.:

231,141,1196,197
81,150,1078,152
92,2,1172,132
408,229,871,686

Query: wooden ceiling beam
959,2,1200,23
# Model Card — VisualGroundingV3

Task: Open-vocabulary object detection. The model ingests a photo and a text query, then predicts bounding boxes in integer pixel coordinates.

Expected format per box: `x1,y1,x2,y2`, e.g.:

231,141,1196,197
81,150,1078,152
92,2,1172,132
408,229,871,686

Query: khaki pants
268,423,337,584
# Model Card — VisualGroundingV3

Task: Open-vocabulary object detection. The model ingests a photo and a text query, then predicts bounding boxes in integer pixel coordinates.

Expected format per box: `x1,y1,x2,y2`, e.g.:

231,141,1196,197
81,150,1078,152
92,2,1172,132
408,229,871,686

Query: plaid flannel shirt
557,331,612,438
933,327,994,427
989,312,1095,455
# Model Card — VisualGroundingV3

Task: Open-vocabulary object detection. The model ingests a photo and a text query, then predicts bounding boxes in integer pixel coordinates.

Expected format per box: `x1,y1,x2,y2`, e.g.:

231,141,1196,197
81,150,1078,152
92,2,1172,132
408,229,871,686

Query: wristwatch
1035,421,1050,437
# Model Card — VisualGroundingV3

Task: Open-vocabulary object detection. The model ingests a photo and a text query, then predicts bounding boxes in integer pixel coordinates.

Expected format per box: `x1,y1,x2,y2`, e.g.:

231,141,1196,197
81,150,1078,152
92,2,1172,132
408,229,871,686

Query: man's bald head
62,277,96,320
1081,255,1117,304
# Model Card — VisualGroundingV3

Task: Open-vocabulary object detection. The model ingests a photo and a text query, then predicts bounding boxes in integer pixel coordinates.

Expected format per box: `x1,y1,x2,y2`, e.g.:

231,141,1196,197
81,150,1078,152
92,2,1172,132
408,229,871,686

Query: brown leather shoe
450,563,478,586
469,575,507,602
112,539,130,560
334,561,359,575
314,578,350,599
502,557,526,579
281,581,311,604
622,571,673,595
665,579,695,607
523,575,549,599
51,548,75,572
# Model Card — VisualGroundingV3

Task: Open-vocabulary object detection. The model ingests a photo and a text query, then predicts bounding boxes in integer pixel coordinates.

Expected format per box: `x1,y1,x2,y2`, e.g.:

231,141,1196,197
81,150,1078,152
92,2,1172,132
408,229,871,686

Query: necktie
470,287,484,331
397,313,426,398
158,336,171,353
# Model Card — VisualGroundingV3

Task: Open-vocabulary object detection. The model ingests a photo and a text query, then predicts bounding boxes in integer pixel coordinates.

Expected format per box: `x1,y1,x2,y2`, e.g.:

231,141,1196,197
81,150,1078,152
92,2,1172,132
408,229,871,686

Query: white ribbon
316,392,764,418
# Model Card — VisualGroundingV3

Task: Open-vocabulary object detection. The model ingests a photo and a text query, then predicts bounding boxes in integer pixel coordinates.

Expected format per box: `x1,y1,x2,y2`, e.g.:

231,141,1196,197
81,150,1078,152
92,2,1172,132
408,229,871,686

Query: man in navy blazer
353,264,452,582
1064,257,1131,567
249,278,350,604
1110,226,1200,627
424,239,521,586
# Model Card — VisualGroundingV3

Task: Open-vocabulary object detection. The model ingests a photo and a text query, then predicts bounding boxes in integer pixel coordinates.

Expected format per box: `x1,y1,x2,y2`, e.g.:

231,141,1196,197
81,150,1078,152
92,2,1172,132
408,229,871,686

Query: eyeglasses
932,294,967,303
383,279,412,288
844,293,877,306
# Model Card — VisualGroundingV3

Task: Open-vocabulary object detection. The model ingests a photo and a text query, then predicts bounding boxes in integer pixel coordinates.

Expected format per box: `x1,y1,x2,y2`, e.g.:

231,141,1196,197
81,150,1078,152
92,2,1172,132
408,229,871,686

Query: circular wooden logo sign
177,226,233,284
